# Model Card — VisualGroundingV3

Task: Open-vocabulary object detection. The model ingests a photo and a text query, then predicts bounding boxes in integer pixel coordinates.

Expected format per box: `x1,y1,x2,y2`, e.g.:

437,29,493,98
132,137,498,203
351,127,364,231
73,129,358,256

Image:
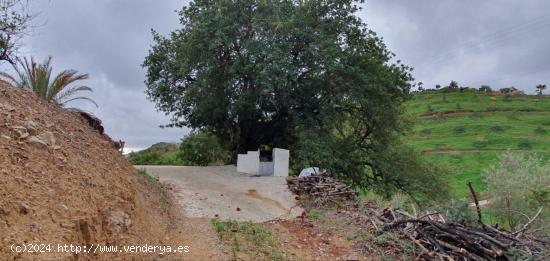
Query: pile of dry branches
368,183,550,260
286,173,356,204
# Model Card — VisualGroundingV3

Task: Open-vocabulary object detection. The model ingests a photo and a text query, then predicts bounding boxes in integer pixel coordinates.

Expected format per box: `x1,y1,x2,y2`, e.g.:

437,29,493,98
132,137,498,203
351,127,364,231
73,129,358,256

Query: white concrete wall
272,148,289,177
237,151,260,174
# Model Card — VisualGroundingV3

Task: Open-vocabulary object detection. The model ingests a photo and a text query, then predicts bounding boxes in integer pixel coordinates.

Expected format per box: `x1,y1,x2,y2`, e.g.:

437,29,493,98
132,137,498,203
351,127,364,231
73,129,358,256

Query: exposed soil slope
0,84,215,260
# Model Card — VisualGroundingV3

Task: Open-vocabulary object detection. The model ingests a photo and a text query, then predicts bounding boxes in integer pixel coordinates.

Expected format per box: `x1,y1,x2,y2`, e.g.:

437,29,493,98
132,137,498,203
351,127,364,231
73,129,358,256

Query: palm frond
0,71,22,87
55,85,97,107
49,70,89,100
59,96,98,108
1,56,97,109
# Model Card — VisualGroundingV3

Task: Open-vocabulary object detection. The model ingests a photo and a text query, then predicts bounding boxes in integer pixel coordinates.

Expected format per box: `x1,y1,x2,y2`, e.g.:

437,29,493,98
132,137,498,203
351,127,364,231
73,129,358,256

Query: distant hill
404,90,550,198
127,142,183,165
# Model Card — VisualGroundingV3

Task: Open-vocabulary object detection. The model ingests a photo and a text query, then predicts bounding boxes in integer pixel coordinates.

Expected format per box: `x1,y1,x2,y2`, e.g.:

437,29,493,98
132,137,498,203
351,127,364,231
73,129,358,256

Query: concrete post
272,148,289,177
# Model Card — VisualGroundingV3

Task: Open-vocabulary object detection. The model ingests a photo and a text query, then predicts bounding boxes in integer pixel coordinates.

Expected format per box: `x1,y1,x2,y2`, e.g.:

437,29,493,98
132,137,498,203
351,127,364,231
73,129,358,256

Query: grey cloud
361,0,550,92
23,0,187,150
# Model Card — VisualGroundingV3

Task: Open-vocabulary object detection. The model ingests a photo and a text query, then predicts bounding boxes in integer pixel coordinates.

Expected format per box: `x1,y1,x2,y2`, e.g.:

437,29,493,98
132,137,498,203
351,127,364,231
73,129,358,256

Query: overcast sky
18,0,550,151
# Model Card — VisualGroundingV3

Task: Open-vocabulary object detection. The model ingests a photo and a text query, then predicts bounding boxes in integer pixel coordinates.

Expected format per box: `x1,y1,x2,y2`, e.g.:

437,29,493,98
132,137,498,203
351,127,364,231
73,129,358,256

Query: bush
128,150,161,165
490,125,504,133
426,104,434,113
179,130,230,166
469,112,482,119
444,199,476,224
518,139,531,149
453,126,466,134
419,128,431,137
479,85,492,93
482,153,550,232
473,137,489,149
534,126,547,135
127,144,184,165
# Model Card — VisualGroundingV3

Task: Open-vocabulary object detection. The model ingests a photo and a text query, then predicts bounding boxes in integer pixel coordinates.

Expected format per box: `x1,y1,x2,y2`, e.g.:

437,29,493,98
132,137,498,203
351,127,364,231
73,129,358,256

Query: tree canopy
0,0,31,64
144,0,447,201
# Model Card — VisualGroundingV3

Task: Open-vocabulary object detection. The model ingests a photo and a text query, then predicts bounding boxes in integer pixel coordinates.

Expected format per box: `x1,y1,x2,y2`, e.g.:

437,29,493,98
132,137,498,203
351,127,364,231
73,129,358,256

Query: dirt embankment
0,84,209,260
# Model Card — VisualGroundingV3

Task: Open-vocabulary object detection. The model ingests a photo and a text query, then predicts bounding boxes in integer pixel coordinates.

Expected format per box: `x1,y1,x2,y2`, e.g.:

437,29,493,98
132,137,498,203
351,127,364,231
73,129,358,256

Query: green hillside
127,142,183,165
404,91,550,198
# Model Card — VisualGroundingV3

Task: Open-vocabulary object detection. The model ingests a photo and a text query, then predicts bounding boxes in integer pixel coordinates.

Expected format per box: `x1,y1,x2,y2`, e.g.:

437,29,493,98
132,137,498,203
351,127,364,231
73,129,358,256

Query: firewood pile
286,173,357,204
373,208,549,260
366,183,550,260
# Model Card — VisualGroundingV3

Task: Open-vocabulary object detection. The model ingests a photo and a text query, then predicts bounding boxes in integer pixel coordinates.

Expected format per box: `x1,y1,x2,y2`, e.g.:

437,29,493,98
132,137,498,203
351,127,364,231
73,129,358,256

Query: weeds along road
135,165,303,222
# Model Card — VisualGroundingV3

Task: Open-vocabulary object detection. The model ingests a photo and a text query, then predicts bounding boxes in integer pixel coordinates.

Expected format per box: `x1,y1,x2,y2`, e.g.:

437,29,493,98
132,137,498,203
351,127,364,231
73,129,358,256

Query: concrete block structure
272,148,289,177
237,148,289,176
236,151,260,174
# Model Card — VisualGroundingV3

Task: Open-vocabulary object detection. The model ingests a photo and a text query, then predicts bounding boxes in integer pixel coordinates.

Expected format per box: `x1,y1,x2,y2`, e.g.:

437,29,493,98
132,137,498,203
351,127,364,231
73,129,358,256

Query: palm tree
536,84,547,96
0,56,97,107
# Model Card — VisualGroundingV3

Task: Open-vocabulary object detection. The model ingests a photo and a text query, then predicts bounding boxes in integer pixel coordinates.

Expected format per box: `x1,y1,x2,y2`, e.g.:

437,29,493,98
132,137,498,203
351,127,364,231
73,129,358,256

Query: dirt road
136,165,302,222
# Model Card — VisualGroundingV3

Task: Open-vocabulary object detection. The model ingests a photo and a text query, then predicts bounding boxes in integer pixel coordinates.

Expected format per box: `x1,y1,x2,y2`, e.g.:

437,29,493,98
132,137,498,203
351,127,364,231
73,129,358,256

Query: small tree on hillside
479,85,492,93
0,0,32,64
448,80,459,89
536,84,547,95
435,84,441,89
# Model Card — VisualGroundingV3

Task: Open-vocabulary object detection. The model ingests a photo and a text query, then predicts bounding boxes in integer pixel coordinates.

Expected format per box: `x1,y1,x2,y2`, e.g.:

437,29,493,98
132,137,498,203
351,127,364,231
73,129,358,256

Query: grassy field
404,91,550,198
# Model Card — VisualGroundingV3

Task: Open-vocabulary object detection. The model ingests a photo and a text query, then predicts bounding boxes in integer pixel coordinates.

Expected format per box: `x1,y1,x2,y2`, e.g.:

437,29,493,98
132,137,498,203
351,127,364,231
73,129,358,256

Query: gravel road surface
136,165,302,222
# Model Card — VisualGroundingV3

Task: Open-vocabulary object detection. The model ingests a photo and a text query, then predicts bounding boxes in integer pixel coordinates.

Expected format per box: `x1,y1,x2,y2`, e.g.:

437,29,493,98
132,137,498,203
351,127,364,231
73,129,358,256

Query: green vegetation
0,0,31,64
128,131,231,166
128,142,184,165
405,91,550,197
351,230,419,260
143,0,447,202
306,209,324,221
0,56,97,107
178,130,230,166
483,153,550,232
211,219,285,261
136,168,170,205
137,168,163,190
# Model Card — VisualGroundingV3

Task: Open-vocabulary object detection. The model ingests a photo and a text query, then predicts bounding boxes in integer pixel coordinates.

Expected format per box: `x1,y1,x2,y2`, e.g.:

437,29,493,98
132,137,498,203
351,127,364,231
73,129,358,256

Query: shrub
469,112,482,119
507,114,519,120
534,126,547,135
179,130,230,166
419,128,431,137
128,150,161,165
473,137,489,149
435,112,446,121
518,139,532,149
482,153,550,232
490,125,504,133
444,199,476,224
426,104,434,113
453,126,466,134
479,85,492,93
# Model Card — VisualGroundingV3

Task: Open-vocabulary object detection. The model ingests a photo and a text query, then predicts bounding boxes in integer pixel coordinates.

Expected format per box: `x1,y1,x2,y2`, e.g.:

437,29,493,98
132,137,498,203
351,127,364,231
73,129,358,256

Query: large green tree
144,0,447,200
